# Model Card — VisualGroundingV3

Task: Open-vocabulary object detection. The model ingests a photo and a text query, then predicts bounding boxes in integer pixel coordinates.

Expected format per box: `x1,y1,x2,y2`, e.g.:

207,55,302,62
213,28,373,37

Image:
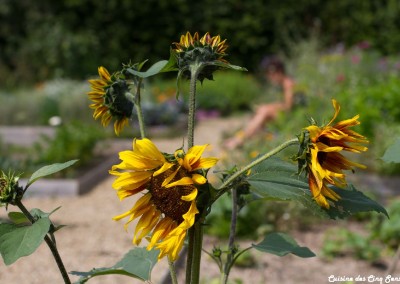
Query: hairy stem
187,67,198,149
15,200,71,284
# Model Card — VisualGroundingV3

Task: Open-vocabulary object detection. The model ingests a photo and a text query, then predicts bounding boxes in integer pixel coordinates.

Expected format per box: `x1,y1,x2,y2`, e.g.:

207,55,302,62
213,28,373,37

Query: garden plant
0,32,392,284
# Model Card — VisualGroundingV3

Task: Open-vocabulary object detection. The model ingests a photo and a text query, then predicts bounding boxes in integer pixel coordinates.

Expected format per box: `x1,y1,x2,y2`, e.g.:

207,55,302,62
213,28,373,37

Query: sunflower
173,32,229,82
304,99,368,208
88,66,132,135
110,138,218,261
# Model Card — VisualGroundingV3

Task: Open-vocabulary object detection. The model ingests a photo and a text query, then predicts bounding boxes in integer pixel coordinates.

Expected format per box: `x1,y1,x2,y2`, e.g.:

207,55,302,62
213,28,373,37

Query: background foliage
1,0,400,86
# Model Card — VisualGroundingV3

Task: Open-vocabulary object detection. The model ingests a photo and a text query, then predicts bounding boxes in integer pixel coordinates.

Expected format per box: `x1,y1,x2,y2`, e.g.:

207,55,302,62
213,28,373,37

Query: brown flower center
150,166,193,223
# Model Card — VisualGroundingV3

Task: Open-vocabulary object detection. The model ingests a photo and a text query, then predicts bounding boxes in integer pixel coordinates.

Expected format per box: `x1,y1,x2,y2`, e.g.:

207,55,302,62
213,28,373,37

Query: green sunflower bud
0,171,23,207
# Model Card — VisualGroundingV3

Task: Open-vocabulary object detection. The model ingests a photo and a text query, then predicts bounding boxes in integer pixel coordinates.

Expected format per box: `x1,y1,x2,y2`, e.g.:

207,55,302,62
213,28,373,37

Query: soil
0,116,398,284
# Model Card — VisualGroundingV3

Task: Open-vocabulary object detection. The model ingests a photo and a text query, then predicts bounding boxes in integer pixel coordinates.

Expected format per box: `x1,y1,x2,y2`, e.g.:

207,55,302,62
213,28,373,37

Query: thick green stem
185,227,195,284
15,200,71,284
168,257,179,284
134,80,146,138
190,221,204,284
215,138,299,202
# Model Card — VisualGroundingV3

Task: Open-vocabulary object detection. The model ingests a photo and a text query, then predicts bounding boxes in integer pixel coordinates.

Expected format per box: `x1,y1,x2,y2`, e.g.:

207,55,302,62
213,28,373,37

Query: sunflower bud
0,171,23,207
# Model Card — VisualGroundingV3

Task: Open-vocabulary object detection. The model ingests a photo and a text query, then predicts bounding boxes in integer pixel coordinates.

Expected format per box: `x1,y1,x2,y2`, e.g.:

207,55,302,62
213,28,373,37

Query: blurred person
224,56,300,149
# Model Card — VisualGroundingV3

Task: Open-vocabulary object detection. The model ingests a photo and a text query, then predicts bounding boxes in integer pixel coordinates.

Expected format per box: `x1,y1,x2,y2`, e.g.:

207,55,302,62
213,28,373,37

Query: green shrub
32,121,106,177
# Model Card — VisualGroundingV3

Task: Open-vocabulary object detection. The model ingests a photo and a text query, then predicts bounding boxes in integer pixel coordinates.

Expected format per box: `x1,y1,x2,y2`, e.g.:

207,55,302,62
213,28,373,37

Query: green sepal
26,160,79,189
0,217,51,265
381,137,400,163
70,247,160,283
252,232,315,258
247,157,388,219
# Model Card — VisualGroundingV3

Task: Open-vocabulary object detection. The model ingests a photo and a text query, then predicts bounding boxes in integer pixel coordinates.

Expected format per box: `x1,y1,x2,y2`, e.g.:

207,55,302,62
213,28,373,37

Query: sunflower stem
134,79,146,138
221,187,238,284
185,227,195,284
15,200,71,284
168,256,179,284
191,221,204,284
215,138,299,201
187,64,202,149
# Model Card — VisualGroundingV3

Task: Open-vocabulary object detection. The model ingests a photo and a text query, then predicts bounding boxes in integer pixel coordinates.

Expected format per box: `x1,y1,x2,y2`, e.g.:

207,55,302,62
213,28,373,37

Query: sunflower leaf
253,232,315,258
71,247,160,283
211,60,248,72
26,160,78,189
0,217,51,265
382,137,400,163
127,51,178,79
247,157,329,218
326,185,389,219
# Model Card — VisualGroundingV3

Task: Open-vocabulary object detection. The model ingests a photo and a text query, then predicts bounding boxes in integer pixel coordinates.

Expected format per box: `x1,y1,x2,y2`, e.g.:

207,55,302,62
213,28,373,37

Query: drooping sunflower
110,138,218,261
173,31,229,82
304,99,368,208
88,66,132,135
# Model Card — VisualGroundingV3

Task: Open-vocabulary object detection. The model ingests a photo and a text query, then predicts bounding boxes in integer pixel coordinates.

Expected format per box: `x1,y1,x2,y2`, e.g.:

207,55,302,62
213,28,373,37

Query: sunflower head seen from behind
110,138,218,261
87,66,134,135
297,99,369,209
172,31,229,82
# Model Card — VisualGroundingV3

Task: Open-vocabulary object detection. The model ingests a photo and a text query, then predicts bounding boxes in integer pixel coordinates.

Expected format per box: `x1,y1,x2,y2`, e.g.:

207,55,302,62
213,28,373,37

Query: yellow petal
181,188,197,202
191,173,207,185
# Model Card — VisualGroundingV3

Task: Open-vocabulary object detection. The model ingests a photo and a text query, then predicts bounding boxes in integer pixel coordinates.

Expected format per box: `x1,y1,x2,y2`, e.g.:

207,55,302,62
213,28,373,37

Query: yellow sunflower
305,99,368,208
88,66,131,135
110,138,218,261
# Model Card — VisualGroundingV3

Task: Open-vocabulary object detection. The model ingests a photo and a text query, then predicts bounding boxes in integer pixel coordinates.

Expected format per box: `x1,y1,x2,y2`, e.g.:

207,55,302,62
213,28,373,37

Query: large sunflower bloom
110,138,218,261
305,99,368,208
88,66,131,135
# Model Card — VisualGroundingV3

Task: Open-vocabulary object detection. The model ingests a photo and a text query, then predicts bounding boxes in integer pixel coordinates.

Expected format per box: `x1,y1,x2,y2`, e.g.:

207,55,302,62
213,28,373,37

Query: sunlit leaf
0,217,51,265
71,247,159,283
382,137,400,163
253,232,315,257
26,160,78,188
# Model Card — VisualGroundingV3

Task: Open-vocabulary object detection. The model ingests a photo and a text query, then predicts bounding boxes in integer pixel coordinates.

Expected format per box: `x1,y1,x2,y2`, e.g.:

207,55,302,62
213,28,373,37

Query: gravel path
0,116,397,283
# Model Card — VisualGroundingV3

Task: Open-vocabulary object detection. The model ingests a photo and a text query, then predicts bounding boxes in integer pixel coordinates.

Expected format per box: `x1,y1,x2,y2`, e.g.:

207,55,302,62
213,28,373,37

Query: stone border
20,155,119,197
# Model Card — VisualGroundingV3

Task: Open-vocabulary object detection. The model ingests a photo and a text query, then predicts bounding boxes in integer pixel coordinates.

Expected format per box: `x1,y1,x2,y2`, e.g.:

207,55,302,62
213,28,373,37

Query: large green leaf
382,137,400,163
0,217,51,265
71,247,160,283
252,232,315,257
26,160,78,188
247,157,328,217
247,157,388,219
